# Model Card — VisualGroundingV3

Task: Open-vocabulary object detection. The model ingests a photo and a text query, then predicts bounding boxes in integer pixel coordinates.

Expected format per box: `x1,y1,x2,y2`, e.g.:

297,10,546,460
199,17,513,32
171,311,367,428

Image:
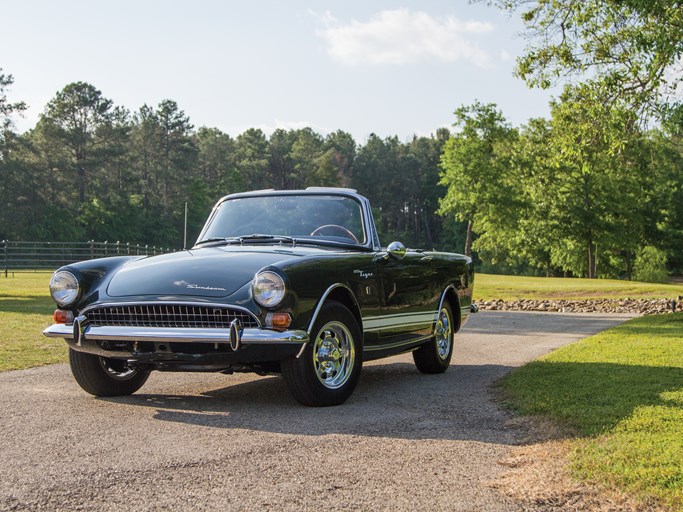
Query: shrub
633,246,669,283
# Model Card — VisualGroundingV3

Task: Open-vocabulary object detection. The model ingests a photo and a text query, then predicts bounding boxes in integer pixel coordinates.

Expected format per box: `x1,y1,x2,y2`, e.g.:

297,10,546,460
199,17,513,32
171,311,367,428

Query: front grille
85,304,260,329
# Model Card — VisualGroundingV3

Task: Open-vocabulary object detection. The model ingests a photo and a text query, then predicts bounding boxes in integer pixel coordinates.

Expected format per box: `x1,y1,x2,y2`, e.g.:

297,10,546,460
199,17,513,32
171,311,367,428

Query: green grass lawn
0,272,66,371
498,313,683,509
476,273,683,301
1,271,681,375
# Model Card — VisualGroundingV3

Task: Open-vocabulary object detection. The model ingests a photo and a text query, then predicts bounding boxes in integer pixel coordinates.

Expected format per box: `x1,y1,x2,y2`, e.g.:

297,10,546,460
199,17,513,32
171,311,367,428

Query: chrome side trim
295,342,308,359
363,334,431,352
436,285,460,330
43,324,308,345
306,283,359,334
437,285,457,316
362,311,438,332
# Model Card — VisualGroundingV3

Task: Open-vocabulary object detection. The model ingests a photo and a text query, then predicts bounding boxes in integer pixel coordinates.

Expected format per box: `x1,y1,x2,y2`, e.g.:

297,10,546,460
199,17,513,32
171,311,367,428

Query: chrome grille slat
85,304,259,329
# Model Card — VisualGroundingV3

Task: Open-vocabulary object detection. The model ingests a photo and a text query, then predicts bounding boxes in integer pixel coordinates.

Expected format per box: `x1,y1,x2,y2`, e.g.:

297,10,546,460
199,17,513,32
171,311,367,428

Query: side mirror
387,241,406,260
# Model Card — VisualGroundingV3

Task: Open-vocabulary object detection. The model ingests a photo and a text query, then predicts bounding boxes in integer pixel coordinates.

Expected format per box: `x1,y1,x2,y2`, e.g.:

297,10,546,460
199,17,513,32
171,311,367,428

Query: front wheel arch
306,284,363,342
437,286,461,334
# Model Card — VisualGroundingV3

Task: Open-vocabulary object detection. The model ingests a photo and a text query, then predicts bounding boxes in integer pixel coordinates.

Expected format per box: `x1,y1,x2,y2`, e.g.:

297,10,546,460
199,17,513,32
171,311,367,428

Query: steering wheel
310,224,359,243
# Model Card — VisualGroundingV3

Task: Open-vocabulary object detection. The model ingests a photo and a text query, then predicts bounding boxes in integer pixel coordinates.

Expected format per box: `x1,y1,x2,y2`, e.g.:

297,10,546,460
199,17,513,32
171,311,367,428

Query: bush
633,246,669,283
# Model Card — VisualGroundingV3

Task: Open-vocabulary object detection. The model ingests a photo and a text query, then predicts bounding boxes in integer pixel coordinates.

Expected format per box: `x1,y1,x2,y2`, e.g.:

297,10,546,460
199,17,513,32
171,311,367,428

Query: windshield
199,194,367,245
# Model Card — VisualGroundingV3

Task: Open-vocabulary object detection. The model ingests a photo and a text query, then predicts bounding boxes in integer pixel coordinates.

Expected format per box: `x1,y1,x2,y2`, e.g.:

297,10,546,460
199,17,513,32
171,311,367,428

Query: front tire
413,302,455,374
69,348,150,397
282,301,362,406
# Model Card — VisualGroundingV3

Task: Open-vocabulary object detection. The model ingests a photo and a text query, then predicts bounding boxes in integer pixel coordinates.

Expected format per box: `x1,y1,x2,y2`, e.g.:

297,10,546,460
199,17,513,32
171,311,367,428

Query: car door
375,251,436,338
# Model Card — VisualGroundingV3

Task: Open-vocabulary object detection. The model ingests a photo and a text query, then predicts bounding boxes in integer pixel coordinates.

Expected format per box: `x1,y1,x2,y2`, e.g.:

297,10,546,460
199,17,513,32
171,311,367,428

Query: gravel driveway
0,311,634,511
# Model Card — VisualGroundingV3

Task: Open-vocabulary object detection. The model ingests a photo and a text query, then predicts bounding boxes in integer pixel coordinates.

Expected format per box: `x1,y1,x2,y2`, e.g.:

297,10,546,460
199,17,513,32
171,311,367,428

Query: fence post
89,240,94,260
116,240,120,255
2,240,7,278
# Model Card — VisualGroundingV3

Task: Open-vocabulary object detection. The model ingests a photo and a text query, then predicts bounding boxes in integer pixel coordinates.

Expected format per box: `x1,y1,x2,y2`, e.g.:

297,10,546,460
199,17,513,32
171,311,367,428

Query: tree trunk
465,219,473,257
423,210,433,249
588,239,596,278
77,165,86,203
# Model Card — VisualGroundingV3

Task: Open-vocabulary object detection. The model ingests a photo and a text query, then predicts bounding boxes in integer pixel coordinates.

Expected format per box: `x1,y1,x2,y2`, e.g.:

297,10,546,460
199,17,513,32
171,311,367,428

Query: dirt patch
491,417,669,512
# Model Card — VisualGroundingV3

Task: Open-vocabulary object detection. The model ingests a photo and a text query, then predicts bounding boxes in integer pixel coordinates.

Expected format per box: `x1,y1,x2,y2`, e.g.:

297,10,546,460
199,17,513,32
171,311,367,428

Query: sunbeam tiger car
44,188,476,406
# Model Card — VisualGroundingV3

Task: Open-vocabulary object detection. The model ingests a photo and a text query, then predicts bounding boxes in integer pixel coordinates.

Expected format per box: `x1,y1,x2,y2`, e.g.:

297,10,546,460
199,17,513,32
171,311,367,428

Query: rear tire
282,301,362,406
69,348,150,397
413,302,454,374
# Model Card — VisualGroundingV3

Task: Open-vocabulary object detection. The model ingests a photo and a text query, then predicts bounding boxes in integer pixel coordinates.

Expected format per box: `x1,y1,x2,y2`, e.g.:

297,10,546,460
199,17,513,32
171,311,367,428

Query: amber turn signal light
53,309,74,324
266,312,291,329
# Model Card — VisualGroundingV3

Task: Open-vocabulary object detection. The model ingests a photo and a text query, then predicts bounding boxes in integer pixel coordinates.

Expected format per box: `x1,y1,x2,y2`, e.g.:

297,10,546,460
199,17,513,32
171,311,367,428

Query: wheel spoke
99,357,137,380
434,308,452,360
313,321,355,389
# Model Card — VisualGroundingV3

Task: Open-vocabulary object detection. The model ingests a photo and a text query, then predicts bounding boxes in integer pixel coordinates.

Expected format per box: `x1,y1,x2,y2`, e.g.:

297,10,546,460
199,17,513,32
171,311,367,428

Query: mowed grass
498,313,683,509
0,272,66,371
476,273,683,301
0,271,681,372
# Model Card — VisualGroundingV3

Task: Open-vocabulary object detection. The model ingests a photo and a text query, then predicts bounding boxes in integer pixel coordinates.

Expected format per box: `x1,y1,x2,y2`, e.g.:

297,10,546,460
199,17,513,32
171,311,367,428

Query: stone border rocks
475,298,683,315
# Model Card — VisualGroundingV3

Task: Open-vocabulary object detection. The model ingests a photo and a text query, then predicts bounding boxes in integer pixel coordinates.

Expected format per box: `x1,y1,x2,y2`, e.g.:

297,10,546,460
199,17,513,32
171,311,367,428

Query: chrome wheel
435,307,452,361
99,357,137,380
313,321,355,389
281,301,362,406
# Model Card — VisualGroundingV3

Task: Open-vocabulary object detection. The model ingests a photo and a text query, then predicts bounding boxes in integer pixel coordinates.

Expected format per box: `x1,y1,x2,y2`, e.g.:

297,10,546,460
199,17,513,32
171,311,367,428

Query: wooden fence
1,240,175,276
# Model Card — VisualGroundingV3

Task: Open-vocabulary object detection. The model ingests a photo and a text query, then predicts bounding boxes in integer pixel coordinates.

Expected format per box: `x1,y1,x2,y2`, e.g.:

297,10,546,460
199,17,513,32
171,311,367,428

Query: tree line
439,98,683,280
1,67,681,280
0,78,455,255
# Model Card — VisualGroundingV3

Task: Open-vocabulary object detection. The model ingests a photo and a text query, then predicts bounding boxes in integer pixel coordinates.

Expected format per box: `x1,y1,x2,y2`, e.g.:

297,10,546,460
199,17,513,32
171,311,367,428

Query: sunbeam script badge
174,280,227,292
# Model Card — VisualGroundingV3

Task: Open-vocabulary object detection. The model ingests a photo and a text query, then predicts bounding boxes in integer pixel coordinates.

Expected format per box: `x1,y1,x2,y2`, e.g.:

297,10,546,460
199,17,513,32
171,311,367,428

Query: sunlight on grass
476,273,683,301
0,273,65,371
499,314,683,509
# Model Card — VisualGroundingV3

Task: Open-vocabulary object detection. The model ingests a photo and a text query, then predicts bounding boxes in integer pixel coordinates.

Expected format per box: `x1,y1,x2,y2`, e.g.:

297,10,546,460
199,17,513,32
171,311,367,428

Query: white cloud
500,50,512,62
313,9,494,67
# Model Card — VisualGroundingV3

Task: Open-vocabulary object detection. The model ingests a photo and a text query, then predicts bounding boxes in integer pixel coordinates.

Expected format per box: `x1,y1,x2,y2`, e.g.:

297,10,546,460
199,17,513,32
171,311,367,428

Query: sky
1,0,559,142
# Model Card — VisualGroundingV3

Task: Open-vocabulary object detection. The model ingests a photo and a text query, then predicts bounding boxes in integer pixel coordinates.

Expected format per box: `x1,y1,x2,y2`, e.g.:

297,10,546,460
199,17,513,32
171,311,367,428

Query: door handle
421,255,433,262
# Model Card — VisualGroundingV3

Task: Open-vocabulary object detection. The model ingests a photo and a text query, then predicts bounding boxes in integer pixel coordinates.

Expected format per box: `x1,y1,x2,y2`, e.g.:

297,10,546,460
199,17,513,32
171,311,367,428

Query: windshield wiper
237,234,295,245
194,237,241,247
292,238,370,251
195,234,295,247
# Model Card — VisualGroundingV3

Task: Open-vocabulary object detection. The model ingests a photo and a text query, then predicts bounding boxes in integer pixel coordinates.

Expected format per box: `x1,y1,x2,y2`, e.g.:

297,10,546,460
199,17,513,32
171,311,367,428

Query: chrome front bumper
43,323,309,346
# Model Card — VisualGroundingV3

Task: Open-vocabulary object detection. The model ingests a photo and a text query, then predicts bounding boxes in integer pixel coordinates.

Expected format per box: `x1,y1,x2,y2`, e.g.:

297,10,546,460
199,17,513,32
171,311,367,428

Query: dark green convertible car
44,188,475,406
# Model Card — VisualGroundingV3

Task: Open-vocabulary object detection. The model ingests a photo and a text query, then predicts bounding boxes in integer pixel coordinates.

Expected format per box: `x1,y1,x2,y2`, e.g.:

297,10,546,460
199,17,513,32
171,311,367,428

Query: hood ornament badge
186,284,227,291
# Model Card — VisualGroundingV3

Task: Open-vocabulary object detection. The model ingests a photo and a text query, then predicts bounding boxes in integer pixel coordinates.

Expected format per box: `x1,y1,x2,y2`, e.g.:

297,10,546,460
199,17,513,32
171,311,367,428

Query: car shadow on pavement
103,361,522,443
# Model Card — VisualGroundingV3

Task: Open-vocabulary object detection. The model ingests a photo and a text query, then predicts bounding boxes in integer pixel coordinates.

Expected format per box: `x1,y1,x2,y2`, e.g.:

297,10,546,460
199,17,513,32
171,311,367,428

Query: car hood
106,247,302,298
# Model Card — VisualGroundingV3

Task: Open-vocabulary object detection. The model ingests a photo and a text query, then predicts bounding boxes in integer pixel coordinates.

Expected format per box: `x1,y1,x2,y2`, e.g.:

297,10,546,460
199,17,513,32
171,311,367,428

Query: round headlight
252,271,286,308
49,271,80,307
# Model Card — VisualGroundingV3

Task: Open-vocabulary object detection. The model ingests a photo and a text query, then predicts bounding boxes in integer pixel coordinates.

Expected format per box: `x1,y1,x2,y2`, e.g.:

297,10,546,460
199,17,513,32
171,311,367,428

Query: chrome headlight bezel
252,271,286,309
49,270,80,307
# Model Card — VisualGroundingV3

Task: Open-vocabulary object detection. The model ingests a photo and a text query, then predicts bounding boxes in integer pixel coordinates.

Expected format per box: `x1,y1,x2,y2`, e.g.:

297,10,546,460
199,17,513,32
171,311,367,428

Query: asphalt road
0,311,634,511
